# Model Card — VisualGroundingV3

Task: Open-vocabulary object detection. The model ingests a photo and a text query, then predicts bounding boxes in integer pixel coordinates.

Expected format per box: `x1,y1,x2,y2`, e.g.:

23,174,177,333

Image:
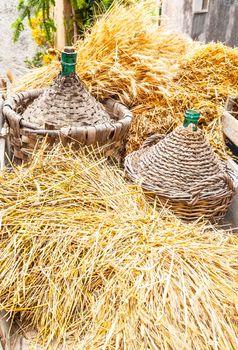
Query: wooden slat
0,311,11,350
225,96,238,113
222,111,238,147
224,157,238,230
0,95,5,170
227,158,238,176
226,158,238,193
224,194,238,230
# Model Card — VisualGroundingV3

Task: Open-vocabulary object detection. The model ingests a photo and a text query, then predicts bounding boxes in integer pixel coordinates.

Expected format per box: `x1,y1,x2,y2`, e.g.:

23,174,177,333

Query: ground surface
0,0,36,78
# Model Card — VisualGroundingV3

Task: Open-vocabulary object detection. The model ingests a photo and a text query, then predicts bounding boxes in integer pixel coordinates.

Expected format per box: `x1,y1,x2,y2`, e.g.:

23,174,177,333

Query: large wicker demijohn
125,110,235,221
3,47,132,164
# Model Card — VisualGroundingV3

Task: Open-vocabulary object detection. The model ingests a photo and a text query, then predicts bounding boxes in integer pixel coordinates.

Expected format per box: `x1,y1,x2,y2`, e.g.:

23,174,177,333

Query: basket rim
3,89,132,136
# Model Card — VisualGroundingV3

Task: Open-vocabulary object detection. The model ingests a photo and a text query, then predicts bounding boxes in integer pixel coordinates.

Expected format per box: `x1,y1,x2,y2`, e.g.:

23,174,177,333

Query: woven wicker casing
22,75,111,128
125,125,235,221
3,89,132,164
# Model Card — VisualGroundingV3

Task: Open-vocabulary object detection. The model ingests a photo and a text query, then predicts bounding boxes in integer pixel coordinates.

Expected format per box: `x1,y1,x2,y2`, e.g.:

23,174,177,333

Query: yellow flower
28,11,48,46
32,28,47,47
42,53,55,65
28,11,43,29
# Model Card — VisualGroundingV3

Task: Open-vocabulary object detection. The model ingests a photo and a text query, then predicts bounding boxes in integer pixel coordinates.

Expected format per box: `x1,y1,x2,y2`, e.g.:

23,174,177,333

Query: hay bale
0,144,237,348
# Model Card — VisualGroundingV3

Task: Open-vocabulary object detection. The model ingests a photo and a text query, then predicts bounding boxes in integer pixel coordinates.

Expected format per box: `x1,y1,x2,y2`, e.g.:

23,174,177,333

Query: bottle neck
61,47,77,77
183,110,200,131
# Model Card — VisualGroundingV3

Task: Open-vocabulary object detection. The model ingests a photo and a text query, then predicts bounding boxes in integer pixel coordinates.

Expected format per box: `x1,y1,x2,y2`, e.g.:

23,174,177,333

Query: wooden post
54,0,73,50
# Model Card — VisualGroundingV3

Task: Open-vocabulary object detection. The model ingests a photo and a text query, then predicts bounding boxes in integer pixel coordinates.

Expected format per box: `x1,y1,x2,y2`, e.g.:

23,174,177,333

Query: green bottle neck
61,47,77,77
183,110,200,131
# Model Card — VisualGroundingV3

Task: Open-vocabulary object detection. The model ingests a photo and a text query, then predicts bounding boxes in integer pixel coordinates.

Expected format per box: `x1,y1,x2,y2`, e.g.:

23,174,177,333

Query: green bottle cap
61,47,77,77
183,110,200,131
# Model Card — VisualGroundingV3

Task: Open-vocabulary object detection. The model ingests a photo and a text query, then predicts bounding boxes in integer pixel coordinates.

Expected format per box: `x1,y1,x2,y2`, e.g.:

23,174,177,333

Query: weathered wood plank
224,158,238,230
227,158,238,176
226,158,238,191
222,111,238,147
224,194,238,230
0,311,11,350
0,95,5,170
225,96,238,113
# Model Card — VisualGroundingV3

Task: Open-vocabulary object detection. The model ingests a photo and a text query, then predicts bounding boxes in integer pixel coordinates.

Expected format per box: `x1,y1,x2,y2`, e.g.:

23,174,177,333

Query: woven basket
125,125,235,221
3,89,132,164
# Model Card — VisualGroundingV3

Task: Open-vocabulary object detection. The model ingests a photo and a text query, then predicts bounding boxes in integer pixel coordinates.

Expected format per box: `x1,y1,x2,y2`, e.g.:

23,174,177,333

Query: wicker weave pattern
125,125,234,221
22,75,110,128
3,90,132,164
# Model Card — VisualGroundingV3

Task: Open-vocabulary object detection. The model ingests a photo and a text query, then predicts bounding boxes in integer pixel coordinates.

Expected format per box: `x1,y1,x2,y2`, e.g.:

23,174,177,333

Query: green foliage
24,51,45,68
13,0,130,46
39,18,56,42
12,18,25,42
70,0,115,36
12,0,56,43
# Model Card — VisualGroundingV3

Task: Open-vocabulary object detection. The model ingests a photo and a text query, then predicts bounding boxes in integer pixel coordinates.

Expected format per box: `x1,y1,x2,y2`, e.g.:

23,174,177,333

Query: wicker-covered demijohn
2,47,132,164
125,111,235,221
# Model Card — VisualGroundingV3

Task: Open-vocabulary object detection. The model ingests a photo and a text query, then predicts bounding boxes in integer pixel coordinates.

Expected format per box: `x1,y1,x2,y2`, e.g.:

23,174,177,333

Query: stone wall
0,0,36,77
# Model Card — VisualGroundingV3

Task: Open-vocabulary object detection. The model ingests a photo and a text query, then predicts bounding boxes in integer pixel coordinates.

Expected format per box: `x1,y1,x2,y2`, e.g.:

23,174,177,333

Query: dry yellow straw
0,144,237,349
12,2,238,158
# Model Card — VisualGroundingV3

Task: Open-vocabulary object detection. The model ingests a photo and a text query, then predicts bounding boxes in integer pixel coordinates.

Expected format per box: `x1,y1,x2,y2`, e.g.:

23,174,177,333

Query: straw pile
0,145,238,349
127,42,238,156
12,1,238,158
12,2,192,148
165,43,238,157
14,2,189,100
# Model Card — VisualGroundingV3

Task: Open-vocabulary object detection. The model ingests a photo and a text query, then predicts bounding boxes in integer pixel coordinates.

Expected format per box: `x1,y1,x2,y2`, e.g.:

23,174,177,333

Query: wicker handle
188,173,234,205
141,133,165,149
